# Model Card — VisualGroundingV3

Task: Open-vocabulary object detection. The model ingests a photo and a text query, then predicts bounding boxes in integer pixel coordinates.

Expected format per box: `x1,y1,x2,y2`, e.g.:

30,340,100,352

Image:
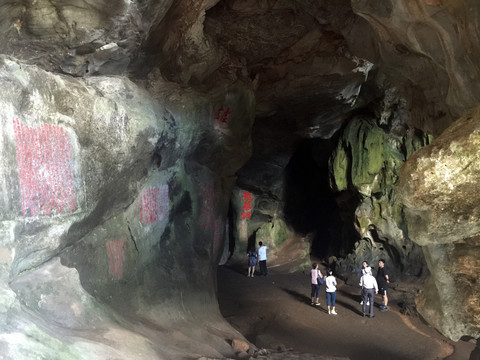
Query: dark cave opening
283,139,357,259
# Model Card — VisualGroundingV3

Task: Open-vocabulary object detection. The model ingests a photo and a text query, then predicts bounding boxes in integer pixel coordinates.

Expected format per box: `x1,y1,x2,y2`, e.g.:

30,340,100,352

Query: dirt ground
217,262,476,360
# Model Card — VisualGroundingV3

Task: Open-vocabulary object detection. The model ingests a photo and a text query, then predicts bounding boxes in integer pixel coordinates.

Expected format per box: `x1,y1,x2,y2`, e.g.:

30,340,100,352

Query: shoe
369,315,375,318
311,302,315,306
366,301,370,306
380,306,388,312
362,313,366,317
331,310,337,315
328,310,331,314
360,301,363,305
315,303,321,306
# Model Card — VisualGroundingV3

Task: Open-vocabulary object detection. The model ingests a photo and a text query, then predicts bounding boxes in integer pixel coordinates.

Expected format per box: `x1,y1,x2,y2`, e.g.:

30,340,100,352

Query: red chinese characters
140,185,169,224
214,106,232,124
241,191,254,220
106,239,125,279
13,118,76,216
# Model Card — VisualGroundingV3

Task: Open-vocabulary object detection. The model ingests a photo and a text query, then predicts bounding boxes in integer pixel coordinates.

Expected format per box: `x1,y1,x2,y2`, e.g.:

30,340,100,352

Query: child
325,268,337,315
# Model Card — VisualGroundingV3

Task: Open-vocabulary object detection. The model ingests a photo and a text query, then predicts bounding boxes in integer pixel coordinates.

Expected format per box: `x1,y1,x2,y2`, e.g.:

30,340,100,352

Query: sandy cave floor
217,263,476,360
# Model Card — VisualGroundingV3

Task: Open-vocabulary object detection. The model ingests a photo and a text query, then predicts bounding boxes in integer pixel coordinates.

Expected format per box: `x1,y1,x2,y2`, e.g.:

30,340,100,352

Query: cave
0,0,479,359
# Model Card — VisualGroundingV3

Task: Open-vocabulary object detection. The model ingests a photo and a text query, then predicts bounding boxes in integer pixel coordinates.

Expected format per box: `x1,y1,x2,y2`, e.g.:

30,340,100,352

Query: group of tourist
310,259,390,317
247,244,390,318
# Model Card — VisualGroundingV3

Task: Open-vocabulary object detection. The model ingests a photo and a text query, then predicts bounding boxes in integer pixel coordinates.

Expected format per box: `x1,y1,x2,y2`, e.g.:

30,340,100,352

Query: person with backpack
310,263,324,306
247,246,258,277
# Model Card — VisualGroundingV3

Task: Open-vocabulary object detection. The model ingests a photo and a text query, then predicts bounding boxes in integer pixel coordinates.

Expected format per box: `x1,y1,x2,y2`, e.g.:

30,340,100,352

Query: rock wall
397,107,480,341
349,0,480,343
0,56,255,359
349,0,480,134
326,85,430,281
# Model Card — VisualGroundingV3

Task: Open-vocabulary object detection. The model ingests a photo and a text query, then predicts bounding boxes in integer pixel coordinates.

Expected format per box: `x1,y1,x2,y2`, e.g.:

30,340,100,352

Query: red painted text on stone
214,106,232,124
106,239,125,279
13,118,76,216
140,185,169,224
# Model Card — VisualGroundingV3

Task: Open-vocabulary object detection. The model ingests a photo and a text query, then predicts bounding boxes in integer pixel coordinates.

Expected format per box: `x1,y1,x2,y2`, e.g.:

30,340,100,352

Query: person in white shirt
359,267,378,317
257,241,268,276
359,260,370,306
325,268,337,315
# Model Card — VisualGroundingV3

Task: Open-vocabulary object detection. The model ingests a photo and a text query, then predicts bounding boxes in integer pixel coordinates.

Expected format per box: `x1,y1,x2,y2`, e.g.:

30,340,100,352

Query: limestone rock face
0,55,255,359
0,0,179,76
397,107,480,341
1,0,480,356
350,0,480,134
328,102,430,280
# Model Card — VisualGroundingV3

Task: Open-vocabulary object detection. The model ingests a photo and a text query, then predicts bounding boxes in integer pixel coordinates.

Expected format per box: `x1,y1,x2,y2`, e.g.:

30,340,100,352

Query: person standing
359,260,370,306
258,241,268,276
376,259,390,311
325,268,337,315
360,267,378,317
310,263,323,306
246,246,258,277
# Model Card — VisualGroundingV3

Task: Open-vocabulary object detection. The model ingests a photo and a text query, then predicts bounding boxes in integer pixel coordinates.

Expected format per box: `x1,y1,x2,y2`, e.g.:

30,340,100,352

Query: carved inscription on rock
13,118,76,216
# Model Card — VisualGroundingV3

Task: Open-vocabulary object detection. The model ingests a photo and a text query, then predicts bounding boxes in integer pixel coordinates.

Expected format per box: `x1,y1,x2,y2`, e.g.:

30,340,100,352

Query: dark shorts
379,288,388,296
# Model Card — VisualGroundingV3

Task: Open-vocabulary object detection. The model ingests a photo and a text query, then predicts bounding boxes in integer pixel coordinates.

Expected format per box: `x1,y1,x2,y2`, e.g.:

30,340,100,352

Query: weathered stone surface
328,106,430,280
0,55,255,358
397,107,480,341
1,0,480,356
0,0,174,76
350,0,480,134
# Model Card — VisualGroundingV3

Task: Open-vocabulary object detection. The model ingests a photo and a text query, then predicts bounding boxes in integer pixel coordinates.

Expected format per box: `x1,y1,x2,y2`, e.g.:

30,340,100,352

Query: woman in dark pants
310,263,323,306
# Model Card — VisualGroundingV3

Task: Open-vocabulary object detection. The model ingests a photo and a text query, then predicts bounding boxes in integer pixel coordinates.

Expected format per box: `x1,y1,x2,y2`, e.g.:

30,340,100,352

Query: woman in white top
310,263,323,306
325,268,338,315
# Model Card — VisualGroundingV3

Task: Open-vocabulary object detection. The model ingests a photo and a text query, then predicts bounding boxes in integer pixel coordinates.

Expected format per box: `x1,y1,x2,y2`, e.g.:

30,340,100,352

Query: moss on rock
257,218,289,248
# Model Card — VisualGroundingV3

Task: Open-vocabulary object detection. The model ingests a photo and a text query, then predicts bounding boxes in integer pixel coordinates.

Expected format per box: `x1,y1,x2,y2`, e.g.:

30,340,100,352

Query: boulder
397,106,480,341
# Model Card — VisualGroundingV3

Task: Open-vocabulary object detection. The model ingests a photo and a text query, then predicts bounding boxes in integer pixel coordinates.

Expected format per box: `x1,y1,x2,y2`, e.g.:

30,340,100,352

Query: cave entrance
283,139,358,259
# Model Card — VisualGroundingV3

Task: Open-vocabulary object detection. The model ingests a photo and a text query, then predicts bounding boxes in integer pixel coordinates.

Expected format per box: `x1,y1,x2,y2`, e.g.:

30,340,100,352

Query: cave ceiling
3,0,479,146
0,1,426,141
